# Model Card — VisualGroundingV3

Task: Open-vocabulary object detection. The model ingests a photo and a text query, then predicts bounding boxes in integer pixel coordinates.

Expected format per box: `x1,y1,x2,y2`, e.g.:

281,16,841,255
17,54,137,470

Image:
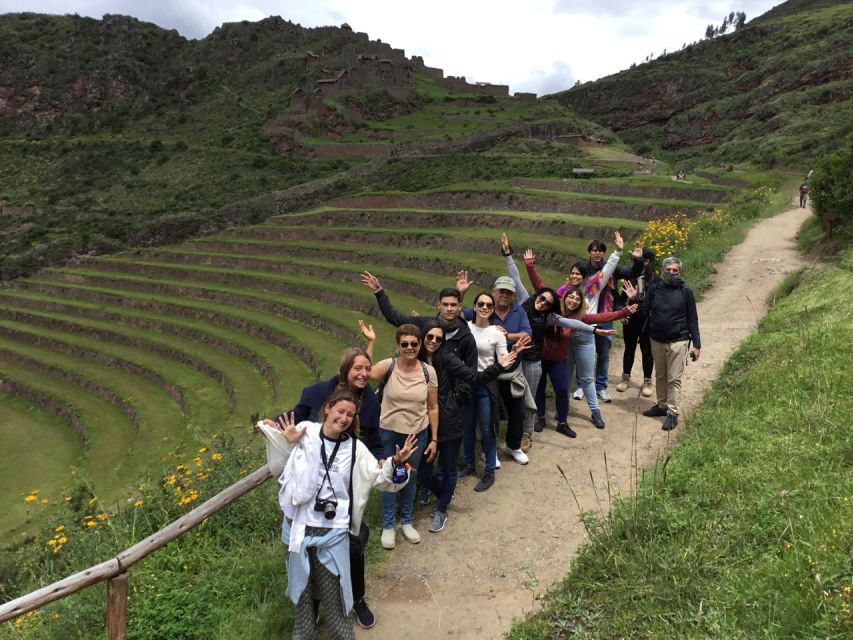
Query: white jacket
260,421,409,552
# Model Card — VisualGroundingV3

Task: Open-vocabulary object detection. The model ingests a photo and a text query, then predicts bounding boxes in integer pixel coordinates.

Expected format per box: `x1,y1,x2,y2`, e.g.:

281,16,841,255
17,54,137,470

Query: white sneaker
597,389,613,403
381,527,396,550
572,388,584,400
401,523,421,544
641,378,654,397
482,452,501,469
504,446,529,465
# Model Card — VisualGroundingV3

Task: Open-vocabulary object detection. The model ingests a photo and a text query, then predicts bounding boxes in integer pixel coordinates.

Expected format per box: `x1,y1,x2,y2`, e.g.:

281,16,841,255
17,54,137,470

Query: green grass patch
509,252,853,639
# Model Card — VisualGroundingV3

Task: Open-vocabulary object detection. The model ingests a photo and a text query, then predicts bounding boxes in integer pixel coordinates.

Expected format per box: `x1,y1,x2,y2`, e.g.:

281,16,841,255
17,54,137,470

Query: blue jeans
379,428,428,529
594,328,613,391
537,358,569,423
568,331,599,412
422,436,462,514
463,385,497,474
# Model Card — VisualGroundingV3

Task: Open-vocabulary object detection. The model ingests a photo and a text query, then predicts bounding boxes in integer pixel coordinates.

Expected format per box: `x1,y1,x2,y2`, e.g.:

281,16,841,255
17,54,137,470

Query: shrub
810,149,853,238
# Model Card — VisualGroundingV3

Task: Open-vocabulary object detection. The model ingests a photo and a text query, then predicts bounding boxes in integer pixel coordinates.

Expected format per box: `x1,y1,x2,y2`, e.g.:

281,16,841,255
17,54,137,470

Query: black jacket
374,289,479,438
277,376,383,459
640,279,702,348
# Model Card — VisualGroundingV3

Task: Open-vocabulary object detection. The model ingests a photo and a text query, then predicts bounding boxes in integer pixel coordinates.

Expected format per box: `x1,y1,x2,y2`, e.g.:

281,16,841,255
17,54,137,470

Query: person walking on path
271,336,383,629
640,257,702,431
799,181,810,208
615,248,659,397
259,388,417,640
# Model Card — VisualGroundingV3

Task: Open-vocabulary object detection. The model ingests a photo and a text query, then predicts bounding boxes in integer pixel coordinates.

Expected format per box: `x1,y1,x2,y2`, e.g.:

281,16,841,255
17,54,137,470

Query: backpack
376,358,430,404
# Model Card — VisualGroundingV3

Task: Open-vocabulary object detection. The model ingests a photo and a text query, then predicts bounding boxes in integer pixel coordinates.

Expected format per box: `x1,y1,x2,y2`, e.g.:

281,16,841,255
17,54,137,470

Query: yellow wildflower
86,521,97,528
88,497,97,505
25,495,37,503
198,447,208,453
134,500,144,508
211,453,223,462
163,475,177,486
97,513,109,521
55,524,65,532
193,456,203,467
40,498,49,505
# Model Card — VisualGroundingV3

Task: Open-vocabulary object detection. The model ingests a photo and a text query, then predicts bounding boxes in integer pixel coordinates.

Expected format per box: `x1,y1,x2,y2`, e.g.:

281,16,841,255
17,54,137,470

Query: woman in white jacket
260,388,418,640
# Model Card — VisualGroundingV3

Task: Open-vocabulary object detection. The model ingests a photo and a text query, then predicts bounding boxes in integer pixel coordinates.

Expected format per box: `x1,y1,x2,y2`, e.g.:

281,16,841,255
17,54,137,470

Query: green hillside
550,0,853,167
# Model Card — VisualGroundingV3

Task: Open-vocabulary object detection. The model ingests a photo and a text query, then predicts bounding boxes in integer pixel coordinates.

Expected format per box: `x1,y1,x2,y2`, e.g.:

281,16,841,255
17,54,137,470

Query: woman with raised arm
525,232,639,435
268,321,381,628
615,248,658,397
367,324,438,550
501,232,579,451
259,389,417,640
416,318,518,530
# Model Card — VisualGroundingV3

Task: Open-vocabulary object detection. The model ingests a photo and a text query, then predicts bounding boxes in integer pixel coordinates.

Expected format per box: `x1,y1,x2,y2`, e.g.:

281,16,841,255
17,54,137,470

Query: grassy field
508,248,853,639
0,170,678,538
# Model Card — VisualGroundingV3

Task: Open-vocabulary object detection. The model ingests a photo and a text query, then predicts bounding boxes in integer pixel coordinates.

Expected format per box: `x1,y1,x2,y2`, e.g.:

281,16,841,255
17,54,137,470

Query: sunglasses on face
399,340,419,349
425,334,444,343
536,294,553,306
475,301,494,309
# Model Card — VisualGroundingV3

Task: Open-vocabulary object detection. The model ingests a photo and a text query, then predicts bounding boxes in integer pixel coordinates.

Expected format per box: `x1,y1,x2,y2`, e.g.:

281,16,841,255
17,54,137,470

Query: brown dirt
357,205,810,639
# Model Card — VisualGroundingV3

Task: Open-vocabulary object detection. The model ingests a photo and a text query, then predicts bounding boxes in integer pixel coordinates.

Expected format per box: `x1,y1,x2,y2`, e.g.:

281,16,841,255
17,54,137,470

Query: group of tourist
259,232,702,639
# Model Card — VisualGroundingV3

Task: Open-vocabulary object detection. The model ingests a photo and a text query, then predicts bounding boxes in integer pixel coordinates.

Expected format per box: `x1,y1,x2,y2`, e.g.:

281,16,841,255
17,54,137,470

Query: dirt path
357,205,810,639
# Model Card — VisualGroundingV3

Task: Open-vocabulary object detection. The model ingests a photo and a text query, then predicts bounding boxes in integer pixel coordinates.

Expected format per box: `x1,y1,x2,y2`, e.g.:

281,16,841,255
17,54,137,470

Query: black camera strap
319,433,344,500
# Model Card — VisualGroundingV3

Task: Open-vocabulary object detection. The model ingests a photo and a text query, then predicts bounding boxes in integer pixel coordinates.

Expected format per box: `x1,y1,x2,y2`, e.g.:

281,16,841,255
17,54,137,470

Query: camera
690,353,697,362
314,497,337,520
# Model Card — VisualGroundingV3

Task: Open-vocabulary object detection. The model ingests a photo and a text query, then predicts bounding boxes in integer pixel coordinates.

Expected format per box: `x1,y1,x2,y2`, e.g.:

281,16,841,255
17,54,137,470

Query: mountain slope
550,0,853,166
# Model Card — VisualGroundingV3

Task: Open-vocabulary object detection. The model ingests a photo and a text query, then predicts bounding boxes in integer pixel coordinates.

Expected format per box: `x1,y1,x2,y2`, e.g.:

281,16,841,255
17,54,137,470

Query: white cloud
0,0,782,93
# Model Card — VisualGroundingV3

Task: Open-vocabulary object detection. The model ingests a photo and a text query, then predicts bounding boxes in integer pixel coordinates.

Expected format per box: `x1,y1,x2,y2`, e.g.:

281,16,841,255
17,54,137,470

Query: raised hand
275,412,307,444
358,319,376,342
393,433,419,464
614,230,624,251
500,232,512,256
360,271,382,292
594,328,617,337
494,325,508,336
497,351,518,369
631,240,644,260
625,303,639,315
622,280,638,300
522,249,536,264
455,270,474,296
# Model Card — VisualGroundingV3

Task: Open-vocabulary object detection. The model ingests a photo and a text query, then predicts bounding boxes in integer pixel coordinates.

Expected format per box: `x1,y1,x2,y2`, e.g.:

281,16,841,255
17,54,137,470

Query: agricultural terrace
0,163,734,539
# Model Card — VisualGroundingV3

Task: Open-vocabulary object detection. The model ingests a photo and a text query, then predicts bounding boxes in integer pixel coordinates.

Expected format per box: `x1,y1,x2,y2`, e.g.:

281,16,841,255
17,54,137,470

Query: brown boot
641,378,653,397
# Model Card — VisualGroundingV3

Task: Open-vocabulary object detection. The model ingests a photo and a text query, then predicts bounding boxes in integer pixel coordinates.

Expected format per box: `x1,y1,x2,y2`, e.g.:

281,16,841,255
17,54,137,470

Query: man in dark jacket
639,257,702,431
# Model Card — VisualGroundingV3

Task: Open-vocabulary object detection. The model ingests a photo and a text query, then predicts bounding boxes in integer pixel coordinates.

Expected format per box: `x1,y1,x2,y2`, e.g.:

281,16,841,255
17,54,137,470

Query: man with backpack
639,257,702,431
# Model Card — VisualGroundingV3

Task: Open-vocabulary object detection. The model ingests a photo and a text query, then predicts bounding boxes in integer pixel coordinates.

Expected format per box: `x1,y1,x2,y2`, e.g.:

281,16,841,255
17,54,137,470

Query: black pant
349,523,369,602
622,316,653,379
497,380,525,450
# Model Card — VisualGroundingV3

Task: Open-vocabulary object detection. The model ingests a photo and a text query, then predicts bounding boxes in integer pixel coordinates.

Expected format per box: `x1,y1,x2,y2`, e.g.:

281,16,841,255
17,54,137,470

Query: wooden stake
105,572,129,640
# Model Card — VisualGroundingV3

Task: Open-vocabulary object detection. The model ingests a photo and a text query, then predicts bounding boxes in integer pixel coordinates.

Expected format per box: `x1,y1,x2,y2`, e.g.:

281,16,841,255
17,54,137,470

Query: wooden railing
0,465,272,638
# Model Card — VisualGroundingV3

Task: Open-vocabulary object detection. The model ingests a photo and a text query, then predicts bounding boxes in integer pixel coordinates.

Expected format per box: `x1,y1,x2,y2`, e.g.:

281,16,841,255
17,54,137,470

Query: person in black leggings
616,248,658,398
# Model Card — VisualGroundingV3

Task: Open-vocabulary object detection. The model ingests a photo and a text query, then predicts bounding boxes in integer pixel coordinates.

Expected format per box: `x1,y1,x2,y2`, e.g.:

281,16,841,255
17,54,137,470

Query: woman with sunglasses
259,389,418,640
417,318,518,529
525,242,634,436
367,323,438,549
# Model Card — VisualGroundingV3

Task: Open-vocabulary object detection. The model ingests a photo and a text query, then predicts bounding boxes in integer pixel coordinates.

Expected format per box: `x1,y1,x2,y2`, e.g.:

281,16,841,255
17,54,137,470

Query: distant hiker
799,181,809,208
640,257,702,431
270,341,383,628
259,388,417,640
557,233,644,405
615,248,659,397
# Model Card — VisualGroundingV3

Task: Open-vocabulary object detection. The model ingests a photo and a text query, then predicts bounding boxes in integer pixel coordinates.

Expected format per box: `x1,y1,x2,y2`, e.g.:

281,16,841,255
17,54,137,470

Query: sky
1,0,784,95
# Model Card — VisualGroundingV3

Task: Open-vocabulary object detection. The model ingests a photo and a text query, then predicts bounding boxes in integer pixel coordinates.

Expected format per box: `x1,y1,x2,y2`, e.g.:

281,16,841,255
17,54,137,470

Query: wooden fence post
105,572,129,640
